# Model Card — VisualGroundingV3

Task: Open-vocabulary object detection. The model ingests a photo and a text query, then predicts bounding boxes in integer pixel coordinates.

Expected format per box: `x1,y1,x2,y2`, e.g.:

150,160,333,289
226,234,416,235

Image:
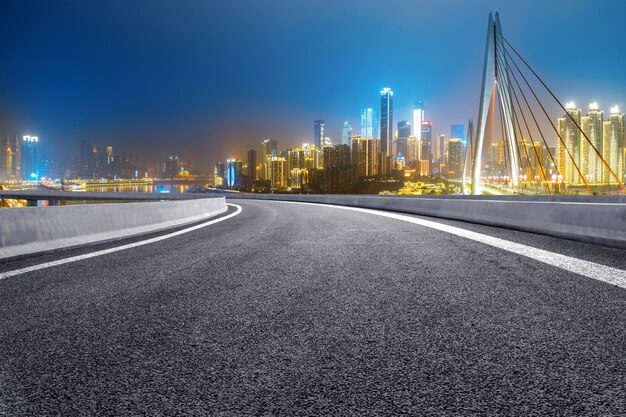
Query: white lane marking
263,200,626,289
0,204,243,280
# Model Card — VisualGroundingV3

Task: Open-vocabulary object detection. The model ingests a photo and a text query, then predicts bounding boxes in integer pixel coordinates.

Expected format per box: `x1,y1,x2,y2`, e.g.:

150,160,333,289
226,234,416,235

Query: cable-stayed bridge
465,12,625,196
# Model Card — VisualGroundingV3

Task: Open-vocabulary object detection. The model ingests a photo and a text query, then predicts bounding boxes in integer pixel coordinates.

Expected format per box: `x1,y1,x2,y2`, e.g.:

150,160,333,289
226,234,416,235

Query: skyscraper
214,162,225,186
380,88,394,158
451,124,466,145
360,108,378,139
261,138,277,180
351,135,380,177
557,102,582,184
21,135,39,181
434,133,446,163
406,135,420,167
0,135,11,181
412,101,424,161
581,103,604,183
341,122,353,147
226,158,243,188
421,121,433,165
323,144,353,193
603,106,624,183
447,138,464,179
314,120,325,149
396,121,411,159
269,156,287,190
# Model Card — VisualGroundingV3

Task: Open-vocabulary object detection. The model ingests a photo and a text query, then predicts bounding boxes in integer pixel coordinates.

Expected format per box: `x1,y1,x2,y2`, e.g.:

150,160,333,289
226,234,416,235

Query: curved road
1,199,625,415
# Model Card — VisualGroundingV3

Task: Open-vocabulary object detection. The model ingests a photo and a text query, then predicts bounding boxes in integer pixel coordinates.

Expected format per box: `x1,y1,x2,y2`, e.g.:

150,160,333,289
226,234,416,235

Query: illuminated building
397,121,411,158
421,120,433,167
214,162,225,186
314,120,325,149
12,135,21,180
451,124,466,145
269,156,287,189
412,100,424,142
226,158,242,188
603,106,624,183
341,121,353,147
287,147,306,184
290,168,308,189
360,108,378,139
557,102,582,184
106,146,114,164
447,138,464,179
406,135,420,167
261,138,277,180
0,134,11,181
323,144,353,193
303,143,321,170
380,88,394,172
581,103,604,183
21,135,39,181
351,135,379,177
434,133,446,164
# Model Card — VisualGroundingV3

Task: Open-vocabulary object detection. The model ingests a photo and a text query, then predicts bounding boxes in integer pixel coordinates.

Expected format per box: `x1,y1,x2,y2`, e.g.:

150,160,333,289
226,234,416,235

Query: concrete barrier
228,194,626,248
0,197,227,260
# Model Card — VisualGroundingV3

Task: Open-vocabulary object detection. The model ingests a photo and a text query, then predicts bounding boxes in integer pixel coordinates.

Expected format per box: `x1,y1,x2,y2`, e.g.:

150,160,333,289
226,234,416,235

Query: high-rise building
226,158,243,188
11,135,21,180
451,124,466,145
360,108,378,139
380,88,394,159
290,168,308,189
447,138,464,179
421,121,433,165
603,106,624,183
557,102,582,184
341,122,353,147
269,156,287,190
21,135,39,181
581,103,604,183
397,121,411,158
434,133,446,163
0,135,11,181
214,161,225,186
406,135,420,167
412,101,424,161
351,135,380,178
261,138,277,180
323,144,353,193
314,120,325,149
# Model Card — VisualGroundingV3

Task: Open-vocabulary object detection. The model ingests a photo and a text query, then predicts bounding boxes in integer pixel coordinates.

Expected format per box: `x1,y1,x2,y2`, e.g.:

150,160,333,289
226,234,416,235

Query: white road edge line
0,203,243,280
269,200,626,290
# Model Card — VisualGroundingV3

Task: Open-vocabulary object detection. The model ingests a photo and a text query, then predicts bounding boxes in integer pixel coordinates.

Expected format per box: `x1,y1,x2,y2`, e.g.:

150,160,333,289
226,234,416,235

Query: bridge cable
495,35,551,194
499,40,591,195
493,42,537,192
502,36,625,193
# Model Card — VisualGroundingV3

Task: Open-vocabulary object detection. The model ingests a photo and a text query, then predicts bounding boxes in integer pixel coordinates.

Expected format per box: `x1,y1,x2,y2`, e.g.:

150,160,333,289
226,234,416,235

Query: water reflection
86,182,202,194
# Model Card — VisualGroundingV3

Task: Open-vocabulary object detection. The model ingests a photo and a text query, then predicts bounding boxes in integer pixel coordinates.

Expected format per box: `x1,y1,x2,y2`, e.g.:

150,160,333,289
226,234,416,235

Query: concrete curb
228,194,626,248
0,197,227,260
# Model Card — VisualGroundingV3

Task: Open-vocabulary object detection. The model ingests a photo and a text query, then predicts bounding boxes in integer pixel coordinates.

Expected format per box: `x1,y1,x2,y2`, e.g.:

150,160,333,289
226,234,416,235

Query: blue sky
1,0,624,167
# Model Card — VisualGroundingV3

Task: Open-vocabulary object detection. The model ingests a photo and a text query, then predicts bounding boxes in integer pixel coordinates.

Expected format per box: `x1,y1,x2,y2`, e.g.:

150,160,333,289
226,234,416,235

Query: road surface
1,199,625,415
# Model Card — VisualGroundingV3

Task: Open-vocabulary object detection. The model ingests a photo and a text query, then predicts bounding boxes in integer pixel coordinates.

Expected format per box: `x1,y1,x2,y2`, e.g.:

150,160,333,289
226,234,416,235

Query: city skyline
1,1,625,168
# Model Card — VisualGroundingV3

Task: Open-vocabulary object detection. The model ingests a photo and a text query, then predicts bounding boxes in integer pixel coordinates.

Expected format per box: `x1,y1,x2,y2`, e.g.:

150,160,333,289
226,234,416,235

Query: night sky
1,0,625,169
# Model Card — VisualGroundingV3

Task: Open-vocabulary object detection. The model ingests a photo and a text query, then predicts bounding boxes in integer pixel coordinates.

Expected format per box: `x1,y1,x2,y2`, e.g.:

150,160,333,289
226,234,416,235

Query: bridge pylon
471,12,520,195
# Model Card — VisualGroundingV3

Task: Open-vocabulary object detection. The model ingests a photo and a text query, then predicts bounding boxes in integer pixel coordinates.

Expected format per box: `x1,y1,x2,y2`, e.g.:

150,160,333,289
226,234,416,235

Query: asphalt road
1,199,625,416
